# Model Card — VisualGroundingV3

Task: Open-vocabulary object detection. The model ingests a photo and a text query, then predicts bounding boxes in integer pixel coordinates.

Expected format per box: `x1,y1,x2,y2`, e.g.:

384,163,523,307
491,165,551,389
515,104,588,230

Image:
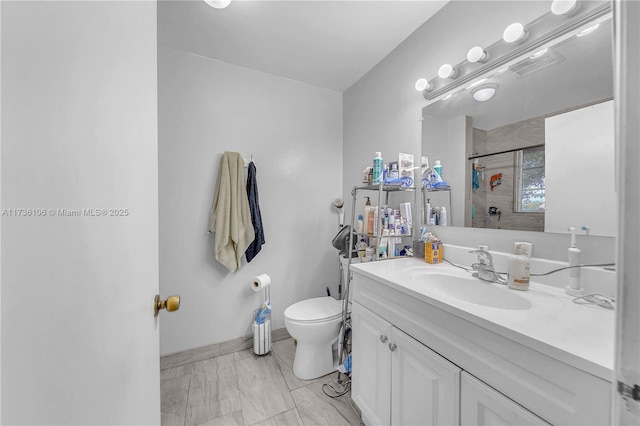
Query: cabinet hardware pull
389,343,397,352
380,335,388,343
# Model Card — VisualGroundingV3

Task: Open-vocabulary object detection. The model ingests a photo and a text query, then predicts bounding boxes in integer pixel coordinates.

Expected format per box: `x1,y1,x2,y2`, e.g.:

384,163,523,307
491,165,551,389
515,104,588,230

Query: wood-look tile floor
161,338,362,426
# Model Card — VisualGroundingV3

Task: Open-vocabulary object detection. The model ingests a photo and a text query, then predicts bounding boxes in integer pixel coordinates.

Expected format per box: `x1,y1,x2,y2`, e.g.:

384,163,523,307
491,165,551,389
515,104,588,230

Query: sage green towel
210,152,255,272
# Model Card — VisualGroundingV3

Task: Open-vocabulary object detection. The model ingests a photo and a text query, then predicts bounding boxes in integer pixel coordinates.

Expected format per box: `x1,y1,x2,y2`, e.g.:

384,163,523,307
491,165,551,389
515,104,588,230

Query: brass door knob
154,294,180,317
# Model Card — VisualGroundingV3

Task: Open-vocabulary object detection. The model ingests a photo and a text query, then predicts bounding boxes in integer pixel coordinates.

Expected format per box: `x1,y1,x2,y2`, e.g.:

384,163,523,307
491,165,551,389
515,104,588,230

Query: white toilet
284,296,343,380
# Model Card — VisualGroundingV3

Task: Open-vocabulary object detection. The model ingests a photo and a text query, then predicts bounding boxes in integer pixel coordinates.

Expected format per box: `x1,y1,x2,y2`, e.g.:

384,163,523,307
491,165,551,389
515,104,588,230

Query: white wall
545,100,615,236
158,47,343,355
2,1,159,424
343,1,549,219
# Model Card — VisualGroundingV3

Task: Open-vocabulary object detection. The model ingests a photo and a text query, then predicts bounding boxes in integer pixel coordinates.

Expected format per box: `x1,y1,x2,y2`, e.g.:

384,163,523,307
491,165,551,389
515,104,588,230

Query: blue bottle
373,152,383,185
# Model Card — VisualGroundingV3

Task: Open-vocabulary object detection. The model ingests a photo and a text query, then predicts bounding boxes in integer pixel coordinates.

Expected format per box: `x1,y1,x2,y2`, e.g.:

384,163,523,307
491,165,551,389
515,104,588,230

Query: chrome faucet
469,249,506,284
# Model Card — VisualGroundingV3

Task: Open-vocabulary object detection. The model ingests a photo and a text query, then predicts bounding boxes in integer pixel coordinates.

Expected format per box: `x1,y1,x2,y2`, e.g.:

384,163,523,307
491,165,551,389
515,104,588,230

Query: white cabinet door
352,302,393,425
461,372,550,426
391,328,461,426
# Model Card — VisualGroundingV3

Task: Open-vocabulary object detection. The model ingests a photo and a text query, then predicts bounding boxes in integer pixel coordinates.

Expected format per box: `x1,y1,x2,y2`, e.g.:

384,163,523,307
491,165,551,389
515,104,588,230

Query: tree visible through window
515,146,545,212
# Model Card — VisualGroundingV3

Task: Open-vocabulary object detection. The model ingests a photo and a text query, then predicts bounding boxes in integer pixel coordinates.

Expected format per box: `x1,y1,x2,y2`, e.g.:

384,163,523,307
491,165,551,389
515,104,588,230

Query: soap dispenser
507,243,530,291
565,227,584,296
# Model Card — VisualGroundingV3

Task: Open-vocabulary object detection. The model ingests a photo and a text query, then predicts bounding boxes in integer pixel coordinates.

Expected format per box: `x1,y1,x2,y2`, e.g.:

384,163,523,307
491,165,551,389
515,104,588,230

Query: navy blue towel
245,162,265,262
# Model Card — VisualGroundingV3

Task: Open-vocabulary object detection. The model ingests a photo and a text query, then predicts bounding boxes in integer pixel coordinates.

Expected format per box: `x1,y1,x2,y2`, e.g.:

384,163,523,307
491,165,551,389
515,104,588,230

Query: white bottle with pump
565,227,584,296
508,243,530,291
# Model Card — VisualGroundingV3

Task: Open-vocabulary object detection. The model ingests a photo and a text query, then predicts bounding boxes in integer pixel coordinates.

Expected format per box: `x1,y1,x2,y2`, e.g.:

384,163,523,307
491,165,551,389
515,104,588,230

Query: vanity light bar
417,1,611,102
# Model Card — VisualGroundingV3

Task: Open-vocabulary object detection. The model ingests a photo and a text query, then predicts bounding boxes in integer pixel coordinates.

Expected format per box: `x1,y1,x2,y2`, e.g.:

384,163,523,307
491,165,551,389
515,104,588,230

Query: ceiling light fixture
415,78,431,92
503,23,527,43
493,67,509,76
530,48,549,58
204,0,232,9
467,46,488,63
466,78,488,90
472,85,497,102
551,0,578,15
438,64,456,79
576,23,600,37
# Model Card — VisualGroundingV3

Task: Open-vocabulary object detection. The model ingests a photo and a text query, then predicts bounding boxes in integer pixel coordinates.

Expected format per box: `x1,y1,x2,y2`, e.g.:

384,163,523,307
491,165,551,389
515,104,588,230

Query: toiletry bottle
425,199,432,225
508,243,530,291
433,160,443,180
356,215,364,234
363,197,371,236
440,206,448,226
379,229,389,256
389,163,399,179
565,227,583,296
373,152,384,185
388,229,396,258
367,208,375,235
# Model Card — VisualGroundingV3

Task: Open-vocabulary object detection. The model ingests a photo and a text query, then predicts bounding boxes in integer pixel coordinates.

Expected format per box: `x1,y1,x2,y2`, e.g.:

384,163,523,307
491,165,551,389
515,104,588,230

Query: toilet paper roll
252,274,271,292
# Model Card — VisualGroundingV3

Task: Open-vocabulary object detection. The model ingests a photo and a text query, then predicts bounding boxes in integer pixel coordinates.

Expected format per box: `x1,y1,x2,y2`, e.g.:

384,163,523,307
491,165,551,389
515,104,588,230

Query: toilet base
292,339,338,380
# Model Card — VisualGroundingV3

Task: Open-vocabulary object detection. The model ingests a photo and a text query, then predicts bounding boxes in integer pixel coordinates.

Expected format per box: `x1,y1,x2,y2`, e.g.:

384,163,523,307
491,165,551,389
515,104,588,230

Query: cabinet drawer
462,372,550,425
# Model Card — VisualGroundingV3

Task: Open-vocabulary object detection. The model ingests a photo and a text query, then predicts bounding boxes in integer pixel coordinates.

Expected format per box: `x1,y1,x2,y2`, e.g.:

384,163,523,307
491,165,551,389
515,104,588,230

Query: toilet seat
284,297,342,324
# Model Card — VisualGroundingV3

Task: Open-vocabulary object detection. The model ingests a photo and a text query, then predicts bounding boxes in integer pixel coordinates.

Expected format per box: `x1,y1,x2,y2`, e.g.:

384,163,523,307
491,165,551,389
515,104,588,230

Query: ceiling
158,0,449,92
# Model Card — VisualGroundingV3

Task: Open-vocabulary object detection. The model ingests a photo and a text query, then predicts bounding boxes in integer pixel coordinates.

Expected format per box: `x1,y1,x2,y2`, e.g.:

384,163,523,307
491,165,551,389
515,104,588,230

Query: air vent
510,51,566,77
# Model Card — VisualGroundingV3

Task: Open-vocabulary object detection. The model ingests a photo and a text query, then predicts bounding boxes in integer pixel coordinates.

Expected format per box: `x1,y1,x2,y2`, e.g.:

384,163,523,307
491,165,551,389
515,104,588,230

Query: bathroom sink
410,271,532,310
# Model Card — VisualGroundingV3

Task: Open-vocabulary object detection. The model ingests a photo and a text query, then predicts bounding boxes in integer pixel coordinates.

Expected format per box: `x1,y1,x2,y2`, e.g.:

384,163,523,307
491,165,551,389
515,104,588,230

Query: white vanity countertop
350,257,615,382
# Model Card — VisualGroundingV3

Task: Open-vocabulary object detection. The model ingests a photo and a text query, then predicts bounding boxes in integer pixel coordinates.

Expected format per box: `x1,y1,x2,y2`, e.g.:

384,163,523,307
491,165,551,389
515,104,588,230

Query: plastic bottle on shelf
440,206,448,226
363,197,371,236
367,209,374,235
388,229,396,258
356,215,364,234
433,160,443,180
373,152,384,185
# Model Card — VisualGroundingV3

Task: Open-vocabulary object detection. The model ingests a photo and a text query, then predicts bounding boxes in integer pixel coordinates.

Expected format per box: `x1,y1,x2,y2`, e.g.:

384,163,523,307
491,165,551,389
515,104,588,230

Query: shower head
332,198,344,209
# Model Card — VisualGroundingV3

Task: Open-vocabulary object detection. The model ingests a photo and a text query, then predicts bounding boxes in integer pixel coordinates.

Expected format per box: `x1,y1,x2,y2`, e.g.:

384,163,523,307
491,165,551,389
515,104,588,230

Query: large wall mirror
421,1,614,237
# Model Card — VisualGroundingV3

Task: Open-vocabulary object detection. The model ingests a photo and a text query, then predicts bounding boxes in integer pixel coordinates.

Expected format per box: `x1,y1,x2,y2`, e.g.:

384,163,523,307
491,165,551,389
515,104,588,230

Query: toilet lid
284,297,342,322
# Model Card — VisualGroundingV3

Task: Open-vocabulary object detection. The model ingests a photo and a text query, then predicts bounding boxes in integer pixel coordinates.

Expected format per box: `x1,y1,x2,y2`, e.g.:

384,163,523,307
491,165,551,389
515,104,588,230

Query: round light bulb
205,0,232,9
551,0,577,15
472,86,497,102
467,46,487,63
415,78,431,92
577,23,600,37
503,23,526,43
438,64,456,79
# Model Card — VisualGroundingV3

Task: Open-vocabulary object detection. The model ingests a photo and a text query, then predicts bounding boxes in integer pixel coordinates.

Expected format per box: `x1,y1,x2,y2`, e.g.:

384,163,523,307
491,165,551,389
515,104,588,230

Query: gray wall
158,47,343,355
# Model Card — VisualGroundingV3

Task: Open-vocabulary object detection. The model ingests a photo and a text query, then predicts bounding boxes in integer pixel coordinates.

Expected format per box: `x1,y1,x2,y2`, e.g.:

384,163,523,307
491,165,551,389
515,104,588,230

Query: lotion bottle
565,227,584,296
507,243,530,291
363,197,371,236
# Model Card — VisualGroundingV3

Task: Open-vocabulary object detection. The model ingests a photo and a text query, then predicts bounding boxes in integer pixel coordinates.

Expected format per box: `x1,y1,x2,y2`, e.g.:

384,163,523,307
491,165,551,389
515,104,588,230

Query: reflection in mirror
421,7,614,237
